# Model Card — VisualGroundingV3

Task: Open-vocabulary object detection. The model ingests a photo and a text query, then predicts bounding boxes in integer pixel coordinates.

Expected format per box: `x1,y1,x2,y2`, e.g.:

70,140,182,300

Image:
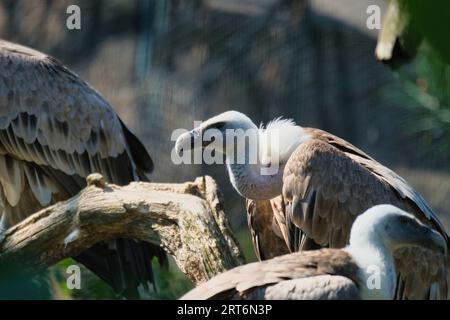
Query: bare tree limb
0,174,245,285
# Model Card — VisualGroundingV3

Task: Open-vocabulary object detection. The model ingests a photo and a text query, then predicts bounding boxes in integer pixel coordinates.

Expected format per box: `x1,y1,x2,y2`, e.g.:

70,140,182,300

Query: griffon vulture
175,110,449,299
182,205,447,300
0,40,166,297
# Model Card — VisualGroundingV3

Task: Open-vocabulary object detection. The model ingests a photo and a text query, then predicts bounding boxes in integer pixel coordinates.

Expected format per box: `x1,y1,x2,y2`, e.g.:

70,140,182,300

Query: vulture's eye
211,122,226,130
398,216,409,225
203,122,226,133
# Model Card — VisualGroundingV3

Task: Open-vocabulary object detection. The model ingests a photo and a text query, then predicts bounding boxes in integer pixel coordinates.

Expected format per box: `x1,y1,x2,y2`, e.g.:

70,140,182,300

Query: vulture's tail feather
119,119,154,175
0,158,167,298
74,239,167,298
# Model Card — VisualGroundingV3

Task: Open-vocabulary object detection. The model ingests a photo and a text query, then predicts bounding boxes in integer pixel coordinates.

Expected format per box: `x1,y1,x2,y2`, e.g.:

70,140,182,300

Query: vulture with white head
0,40,166,297
182,205,447,300
175,110,450,299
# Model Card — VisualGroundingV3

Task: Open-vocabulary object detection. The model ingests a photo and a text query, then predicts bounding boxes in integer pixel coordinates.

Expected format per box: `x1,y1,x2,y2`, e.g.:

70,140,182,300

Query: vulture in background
0,40,166,297
182,205,447,300
175,110,450,299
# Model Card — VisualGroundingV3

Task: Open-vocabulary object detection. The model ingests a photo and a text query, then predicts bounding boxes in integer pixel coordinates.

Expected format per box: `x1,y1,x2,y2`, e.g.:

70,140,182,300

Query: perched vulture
182,205,447,300
0,40,166,297
175,110,450,299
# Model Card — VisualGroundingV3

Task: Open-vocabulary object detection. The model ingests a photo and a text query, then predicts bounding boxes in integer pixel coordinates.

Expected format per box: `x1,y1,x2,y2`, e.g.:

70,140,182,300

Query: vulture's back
0,40,164,297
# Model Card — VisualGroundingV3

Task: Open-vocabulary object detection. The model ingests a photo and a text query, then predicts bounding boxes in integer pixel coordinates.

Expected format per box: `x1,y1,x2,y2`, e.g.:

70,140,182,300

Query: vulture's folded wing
264,275,360,300
282,137,449,299
181,249,358,300
246,198,290,260
0,40,164,296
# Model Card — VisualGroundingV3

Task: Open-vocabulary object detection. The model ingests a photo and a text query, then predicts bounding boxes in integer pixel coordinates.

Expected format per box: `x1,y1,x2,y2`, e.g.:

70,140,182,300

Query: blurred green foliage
387,47,450,147
397,0,450,64
236,229,257,263
48,230,256,300
51,259,120,300
50,258,194,300
383,0,450,165
0,262,52,299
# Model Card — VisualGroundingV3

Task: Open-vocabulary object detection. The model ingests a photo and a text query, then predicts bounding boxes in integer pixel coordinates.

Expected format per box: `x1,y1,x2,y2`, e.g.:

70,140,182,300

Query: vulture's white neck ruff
225,117,309,200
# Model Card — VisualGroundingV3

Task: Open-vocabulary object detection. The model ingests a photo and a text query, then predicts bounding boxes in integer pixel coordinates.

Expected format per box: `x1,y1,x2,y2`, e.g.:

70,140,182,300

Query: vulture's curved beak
175,128,213,157
175,131,193,157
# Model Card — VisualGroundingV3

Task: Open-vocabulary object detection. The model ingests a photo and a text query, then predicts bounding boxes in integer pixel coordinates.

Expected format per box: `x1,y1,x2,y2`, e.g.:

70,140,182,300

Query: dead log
0,174,245,285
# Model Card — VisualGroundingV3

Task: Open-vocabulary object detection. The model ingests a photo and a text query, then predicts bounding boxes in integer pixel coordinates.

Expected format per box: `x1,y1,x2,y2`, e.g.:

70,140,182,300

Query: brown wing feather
0,40,165,296
305,128,448,235
263,275,360,300
283,133,449,299
181,249,360,300
246,198,290,260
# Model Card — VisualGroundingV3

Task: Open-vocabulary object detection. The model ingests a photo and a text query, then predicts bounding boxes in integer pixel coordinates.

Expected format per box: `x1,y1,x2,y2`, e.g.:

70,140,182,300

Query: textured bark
0,174,245,285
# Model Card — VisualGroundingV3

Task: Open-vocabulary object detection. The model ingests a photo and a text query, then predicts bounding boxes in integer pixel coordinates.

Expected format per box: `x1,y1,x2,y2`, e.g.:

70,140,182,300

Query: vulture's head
350,204,447,255
174,110,307,200
174,110,305,165
174,111,257,157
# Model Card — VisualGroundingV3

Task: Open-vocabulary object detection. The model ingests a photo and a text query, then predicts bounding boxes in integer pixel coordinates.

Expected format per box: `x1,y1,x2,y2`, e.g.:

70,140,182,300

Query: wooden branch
0,174,245,285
